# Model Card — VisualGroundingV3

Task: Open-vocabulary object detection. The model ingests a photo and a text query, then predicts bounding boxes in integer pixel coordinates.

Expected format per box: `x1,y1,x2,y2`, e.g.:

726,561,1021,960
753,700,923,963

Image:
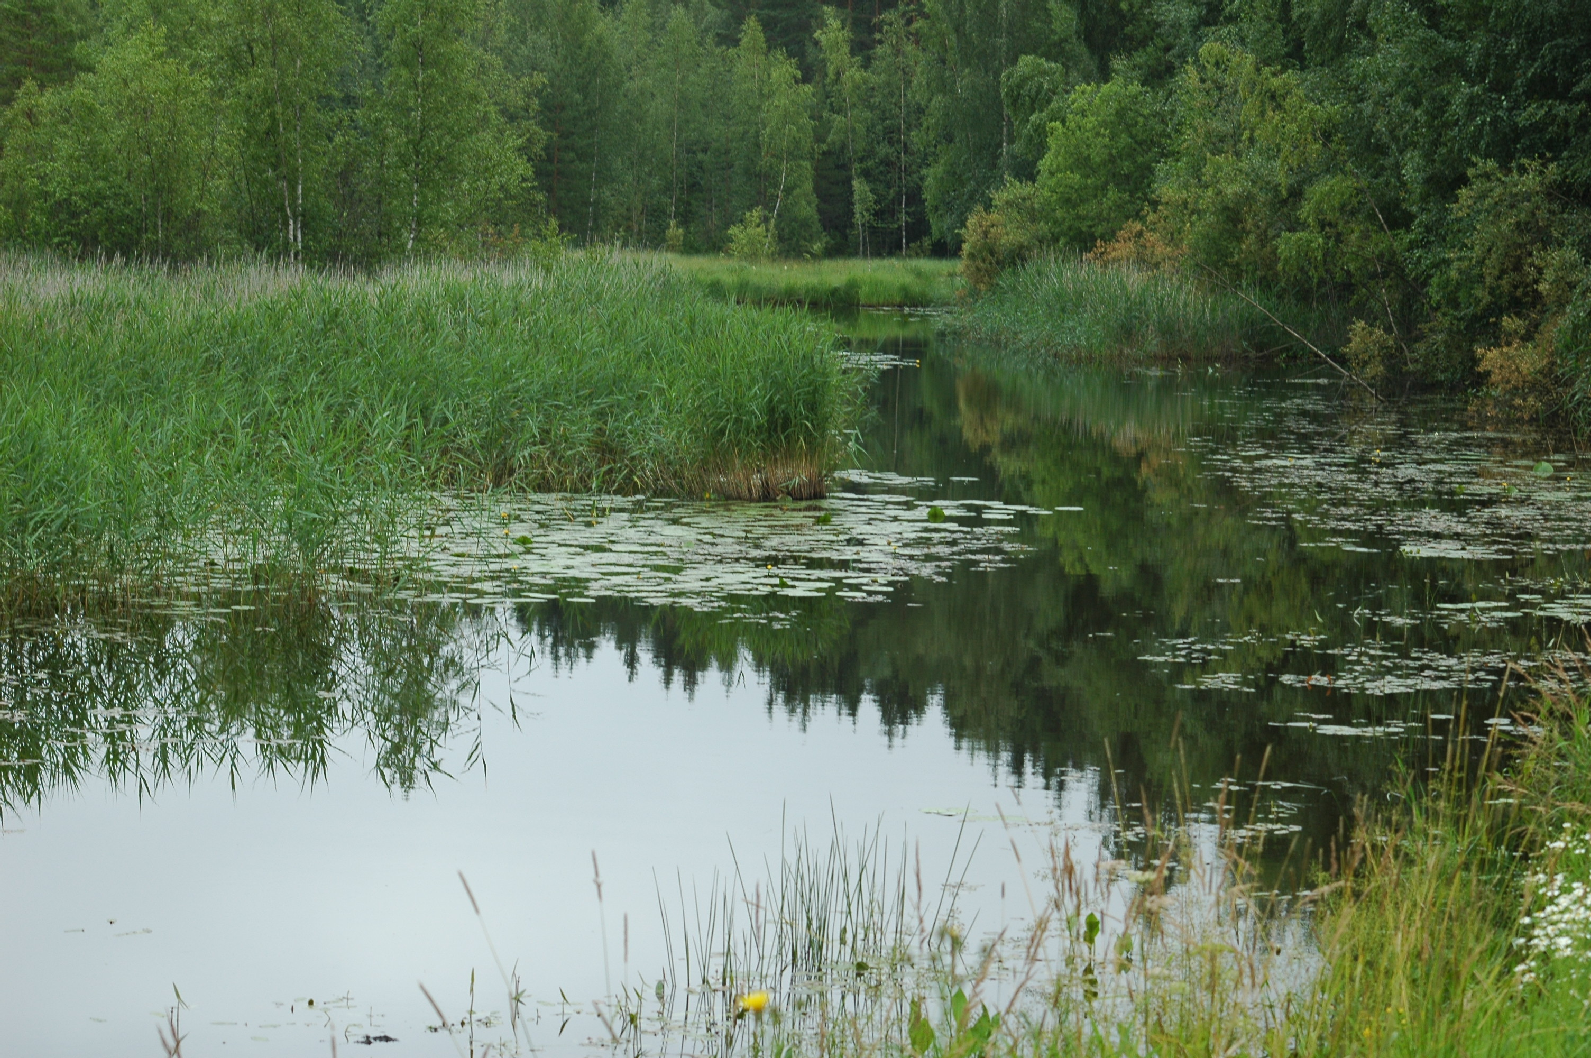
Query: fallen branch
1199,265,1382,401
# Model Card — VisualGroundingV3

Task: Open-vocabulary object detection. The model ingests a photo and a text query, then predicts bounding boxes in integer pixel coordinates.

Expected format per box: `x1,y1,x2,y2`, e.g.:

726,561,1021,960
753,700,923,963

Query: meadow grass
0,252,862,596
958,255,1335,364
1271,678,1591,1058
585,680,1591,1058
657,254,964,308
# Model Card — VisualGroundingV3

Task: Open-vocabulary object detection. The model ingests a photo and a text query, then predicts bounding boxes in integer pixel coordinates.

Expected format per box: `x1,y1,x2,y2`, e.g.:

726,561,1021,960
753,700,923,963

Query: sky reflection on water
2,316,1588,1053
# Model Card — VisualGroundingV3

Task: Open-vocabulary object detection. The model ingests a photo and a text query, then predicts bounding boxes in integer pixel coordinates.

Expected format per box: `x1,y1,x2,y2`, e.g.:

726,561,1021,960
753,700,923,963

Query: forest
1,0,1590,400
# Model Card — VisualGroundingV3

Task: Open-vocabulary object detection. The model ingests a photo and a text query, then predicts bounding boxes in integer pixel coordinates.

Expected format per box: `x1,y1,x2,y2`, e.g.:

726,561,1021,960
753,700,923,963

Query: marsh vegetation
3,0,1591,1048
0,253,861,601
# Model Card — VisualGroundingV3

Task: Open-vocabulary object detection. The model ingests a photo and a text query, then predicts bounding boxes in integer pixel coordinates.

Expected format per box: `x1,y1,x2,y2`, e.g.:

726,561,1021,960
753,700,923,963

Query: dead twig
1199,265,1382,401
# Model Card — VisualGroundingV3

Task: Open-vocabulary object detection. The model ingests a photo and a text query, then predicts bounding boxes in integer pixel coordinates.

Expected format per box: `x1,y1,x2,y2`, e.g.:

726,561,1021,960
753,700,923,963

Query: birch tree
223,0,350,259
377,0,530,253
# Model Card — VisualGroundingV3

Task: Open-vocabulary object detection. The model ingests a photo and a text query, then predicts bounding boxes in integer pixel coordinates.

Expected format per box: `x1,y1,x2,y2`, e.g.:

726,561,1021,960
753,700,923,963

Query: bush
724,207,778,261
1558,282,1591,431
1420,161,1590,390
958,180,1052,291
1036,78,1165,250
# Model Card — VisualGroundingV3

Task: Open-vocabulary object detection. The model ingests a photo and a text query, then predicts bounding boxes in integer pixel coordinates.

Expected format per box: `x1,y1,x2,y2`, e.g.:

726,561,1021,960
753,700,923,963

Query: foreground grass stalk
1276,680,1591,1057
606,682,1591,1058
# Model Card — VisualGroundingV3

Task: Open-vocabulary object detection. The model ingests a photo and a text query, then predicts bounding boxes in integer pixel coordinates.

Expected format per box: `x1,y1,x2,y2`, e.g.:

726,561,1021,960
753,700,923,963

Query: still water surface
3,315,1589,1054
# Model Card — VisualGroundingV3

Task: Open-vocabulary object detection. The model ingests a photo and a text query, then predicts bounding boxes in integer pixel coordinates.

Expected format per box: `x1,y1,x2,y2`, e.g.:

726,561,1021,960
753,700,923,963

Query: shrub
1036,78,1165,250
724,207,778,261
959,180,1052,291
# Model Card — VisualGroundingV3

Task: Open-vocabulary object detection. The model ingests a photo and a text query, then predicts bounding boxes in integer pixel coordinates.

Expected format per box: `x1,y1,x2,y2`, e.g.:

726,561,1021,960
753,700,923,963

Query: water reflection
0,593,500,810
2,319,1585,854
5,315,1590,1053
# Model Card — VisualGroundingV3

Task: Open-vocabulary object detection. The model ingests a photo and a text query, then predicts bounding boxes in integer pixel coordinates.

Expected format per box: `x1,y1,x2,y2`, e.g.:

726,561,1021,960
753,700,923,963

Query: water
3,314,1589,1054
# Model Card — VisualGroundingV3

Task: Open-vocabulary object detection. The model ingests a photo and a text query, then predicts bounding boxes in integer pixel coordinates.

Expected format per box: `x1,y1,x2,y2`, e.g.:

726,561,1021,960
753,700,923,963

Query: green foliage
1559,283,1591,430
1,0,1588,404
999,54,1076,169
376,0,534,255
917,0,1073,246
0,24,228,257
1419,161,1590,388
0,0,87,107
1035,78,1164,250
816,8,871,256
0,253,861,586
729,18,819,256
218,0,353,260
1154,41,1336,285
958,180,1052,291
724,207,776,261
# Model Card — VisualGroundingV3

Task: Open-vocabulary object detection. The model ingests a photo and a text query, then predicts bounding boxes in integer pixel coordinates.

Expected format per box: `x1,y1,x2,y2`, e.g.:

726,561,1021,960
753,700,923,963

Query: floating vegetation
397,483,1050,611
1191,397,1591,560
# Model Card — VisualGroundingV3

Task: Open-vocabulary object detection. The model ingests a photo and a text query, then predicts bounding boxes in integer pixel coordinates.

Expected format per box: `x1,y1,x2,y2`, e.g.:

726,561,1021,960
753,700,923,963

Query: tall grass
0,252,862,596
959,255,1333,363
1283,679,1591,1057
658,254,964,308
580,679,1591,1058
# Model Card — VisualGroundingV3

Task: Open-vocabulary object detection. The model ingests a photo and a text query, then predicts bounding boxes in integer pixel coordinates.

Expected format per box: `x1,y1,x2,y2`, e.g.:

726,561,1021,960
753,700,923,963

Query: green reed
958,255,1336,364
658,254,964,309
1279,677,1591,1058
0,252,862,596
591,680,1591,1058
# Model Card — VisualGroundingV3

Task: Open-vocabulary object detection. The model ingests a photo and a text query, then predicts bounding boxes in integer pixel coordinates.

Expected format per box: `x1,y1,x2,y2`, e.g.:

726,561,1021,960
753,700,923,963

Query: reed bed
0,253,862,598
659,255,964,309
958,256,1315,363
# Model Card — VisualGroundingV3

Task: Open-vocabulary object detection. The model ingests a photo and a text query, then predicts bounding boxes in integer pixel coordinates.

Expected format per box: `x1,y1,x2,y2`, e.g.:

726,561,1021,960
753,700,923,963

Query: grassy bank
959,255,1327,363
0,253,861,592
1291,685,1591,1057
659,254,963,308
573,683,1591,1058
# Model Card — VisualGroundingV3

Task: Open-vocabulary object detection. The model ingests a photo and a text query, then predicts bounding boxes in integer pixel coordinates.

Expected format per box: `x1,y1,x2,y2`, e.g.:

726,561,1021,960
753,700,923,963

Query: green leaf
908,999,935,1055
950,989,968,1028
1534,461,1555,476
1084,912,1100,946
926,506,946,523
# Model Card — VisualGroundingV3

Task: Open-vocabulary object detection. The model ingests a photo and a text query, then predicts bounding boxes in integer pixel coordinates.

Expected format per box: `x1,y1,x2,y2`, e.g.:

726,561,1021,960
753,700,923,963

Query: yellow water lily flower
736,990,771,1014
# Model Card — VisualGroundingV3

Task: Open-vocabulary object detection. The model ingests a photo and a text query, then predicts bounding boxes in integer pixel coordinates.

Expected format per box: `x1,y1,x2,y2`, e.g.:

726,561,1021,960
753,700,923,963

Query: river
3,312,1588,1054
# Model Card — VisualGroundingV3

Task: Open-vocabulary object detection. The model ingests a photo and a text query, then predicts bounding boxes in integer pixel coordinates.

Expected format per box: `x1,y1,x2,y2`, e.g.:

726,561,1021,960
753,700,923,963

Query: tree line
2,0,1589,395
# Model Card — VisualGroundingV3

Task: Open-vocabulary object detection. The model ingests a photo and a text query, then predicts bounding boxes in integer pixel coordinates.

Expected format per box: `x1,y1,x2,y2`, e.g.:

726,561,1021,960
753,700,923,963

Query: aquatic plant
0,252,863,597
957,255,1333,363
658,254,964,309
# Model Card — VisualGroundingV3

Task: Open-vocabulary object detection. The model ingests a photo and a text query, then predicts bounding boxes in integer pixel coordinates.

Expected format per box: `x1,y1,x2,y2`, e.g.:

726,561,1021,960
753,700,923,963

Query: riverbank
659,254,963,308
605,682,1591,1058
0,253,861,594
1285,683,1591,1056
956,254,1320,363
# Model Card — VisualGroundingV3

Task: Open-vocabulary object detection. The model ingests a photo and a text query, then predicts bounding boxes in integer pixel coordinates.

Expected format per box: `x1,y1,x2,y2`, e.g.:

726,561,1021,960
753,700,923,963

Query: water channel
3,313,1589,1054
